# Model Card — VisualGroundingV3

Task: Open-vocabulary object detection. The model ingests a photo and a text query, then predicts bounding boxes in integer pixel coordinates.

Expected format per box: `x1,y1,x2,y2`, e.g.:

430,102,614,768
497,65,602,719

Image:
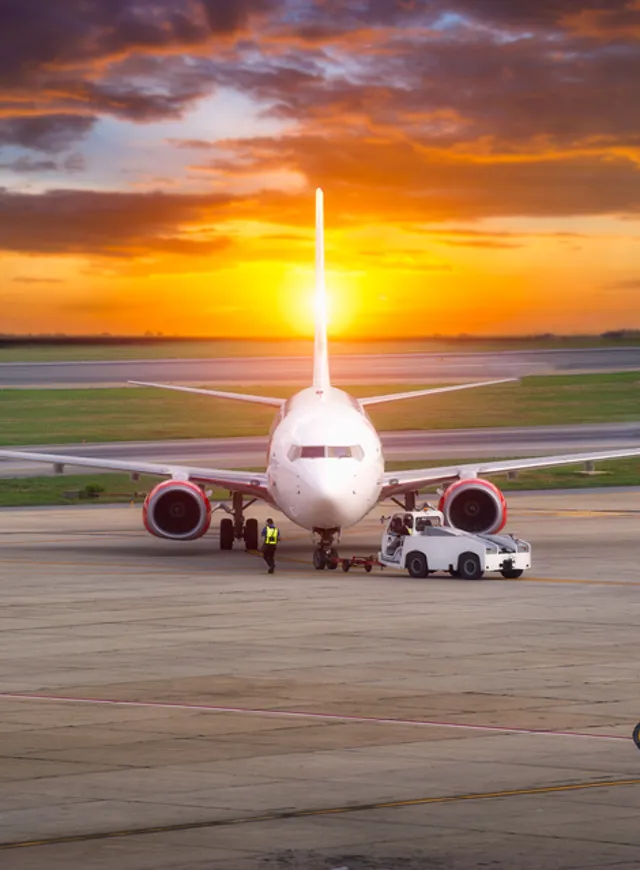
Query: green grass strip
0,372,639,445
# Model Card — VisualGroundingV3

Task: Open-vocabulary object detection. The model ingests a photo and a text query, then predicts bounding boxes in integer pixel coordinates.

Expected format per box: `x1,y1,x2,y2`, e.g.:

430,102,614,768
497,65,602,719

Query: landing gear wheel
406,551,429,579
244,518,259,551
313,549,327,570
220,518,234,550
458,552,483,580
327,548,338,570
501,566,523,579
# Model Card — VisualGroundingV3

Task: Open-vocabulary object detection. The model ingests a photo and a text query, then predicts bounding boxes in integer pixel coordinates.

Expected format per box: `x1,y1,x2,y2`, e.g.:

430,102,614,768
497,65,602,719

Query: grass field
0,373,639,446
1,455,638,508
1,334,640,362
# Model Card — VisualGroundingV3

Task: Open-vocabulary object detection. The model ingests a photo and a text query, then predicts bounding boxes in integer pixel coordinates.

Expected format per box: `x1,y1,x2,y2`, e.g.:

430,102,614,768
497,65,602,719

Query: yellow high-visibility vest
265,526,279,545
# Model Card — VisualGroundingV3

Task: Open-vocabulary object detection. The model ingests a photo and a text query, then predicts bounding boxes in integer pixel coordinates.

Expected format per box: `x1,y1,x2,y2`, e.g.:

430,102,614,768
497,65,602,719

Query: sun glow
278,266,363,338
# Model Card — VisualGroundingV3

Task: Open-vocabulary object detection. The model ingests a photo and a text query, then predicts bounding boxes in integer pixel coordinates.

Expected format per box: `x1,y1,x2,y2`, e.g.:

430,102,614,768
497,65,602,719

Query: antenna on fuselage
313,188,331,392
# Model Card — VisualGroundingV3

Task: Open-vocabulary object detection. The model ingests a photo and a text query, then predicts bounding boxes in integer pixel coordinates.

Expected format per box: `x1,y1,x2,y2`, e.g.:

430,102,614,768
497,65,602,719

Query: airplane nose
301,462,359,526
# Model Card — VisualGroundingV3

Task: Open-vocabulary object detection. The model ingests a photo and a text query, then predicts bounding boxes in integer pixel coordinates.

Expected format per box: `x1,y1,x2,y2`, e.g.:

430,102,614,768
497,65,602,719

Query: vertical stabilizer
313,188,331,391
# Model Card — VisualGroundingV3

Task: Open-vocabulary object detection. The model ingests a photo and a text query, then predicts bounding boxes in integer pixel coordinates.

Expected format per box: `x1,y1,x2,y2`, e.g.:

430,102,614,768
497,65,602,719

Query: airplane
1,188,640,569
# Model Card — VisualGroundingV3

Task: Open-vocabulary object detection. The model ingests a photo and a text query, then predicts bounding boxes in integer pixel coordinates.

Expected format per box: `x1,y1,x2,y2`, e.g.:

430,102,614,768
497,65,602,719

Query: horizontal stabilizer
359,378,518,407
128,381,284,408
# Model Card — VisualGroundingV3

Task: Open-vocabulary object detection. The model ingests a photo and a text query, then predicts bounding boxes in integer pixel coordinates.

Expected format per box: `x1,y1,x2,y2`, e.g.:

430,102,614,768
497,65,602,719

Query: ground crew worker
261,517,280,574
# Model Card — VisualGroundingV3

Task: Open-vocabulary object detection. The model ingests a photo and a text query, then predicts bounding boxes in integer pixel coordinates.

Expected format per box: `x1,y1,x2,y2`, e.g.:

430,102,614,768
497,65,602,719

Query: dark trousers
262,544,277,570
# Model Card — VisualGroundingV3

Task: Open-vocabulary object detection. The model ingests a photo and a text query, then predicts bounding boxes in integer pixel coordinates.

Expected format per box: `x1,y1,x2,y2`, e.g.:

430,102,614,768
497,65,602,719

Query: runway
1,491,640,869
1,421,639,477
1,345,640,387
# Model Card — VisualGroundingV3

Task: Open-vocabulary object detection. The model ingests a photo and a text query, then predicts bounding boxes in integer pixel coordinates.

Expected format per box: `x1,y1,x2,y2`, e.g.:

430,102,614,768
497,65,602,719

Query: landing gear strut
219,493,259,551
391,491,418,512
312,528,340,570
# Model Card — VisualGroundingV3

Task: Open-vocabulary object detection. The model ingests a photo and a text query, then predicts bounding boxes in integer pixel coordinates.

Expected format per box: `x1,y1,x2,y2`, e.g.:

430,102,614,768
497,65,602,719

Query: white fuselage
266,387,384,531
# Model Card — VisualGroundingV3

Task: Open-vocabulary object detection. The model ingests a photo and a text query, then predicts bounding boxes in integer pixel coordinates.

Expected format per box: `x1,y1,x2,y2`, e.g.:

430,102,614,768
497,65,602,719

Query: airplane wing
0,449,271,500
380,448,640,498
359,378,518,407
129,381,285,408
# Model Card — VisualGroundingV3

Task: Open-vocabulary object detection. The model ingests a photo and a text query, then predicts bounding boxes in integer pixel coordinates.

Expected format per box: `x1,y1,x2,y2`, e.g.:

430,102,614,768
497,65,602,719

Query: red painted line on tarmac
0,692,632,744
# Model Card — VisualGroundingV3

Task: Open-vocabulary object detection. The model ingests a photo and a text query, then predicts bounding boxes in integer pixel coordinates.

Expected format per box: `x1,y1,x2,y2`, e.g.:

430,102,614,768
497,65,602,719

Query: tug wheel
501,567,524,579
406,551,428,579
458,552,483,581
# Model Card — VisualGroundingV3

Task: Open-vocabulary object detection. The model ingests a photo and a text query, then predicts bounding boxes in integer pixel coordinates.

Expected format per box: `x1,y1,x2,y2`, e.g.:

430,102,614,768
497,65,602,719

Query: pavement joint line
1,777,639,852
0,692,632,743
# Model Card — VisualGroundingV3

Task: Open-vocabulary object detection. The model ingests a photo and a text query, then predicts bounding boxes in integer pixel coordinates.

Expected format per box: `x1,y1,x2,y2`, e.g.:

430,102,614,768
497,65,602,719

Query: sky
1,0,639,338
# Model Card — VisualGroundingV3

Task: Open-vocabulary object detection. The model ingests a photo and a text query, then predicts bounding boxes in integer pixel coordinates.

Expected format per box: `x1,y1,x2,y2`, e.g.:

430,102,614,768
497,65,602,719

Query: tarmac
1,346,639,387
2,490,640,869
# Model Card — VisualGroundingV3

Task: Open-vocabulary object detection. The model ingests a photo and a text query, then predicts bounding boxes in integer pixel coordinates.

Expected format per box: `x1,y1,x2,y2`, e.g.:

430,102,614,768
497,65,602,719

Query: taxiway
1,345,639,388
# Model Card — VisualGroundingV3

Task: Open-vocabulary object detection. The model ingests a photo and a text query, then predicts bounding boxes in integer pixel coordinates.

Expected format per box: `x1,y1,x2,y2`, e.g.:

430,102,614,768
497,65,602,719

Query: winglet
313,188,331,391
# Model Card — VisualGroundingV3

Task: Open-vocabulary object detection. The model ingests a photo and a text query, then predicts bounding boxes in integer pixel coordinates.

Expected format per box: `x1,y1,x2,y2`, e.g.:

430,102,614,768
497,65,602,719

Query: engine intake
438,479,507,535
143,480,211,541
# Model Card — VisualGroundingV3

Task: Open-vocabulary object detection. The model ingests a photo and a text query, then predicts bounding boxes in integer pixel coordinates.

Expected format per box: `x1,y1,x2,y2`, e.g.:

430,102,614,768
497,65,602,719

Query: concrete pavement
1,492,640,868
1,346,639,387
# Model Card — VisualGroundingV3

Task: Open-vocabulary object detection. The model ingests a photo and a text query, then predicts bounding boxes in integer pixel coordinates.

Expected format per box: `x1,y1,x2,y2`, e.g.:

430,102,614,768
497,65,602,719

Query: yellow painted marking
1,777,639,851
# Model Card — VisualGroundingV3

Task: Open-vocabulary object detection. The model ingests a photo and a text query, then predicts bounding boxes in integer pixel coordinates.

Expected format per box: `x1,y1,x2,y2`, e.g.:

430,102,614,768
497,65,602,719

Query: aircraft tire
313,549,326,570
244,518,259,550
220,518,234,550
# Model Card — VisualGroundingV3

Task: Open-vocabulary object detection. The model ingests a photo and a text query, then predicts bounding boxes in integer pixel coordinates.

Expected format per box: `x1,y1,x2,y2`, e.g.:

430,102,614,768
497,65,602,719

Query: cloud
0,157,58,173
0,188,238,256
0,152,86,173
0,115,95,152
603,277,640,290
436,238,525,249
12,277,65,284
200,134,640,220
0,0,276,127
0,0,276,78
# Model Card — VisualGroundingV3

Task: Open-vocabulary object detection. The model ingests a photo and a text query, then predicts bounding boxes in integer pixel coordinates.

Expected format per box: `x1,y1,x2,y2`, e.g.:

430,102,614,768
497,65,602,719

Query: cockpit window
327,446,352,458
300,446,326,458
289,445,365,461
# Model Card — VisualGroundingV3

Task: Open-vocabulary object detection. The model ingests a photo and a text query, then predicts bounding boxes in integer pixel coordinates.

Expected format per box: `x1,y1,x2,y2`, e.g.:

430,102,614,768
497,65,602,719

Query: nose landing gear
312,528,340,570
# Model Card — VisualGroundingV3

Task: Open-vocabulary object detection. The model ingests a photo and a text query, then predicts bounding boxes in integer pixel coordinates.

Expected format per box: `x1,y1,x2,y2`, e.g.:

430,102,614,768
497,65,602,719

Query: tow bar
333,555,381,573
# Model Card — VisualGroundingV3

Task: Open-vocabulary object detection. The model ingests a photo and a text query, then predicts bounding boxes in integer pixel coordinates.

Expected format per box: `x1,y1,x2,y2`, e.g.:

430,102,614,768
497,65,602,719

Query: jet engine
143,480,211,540
438,479,507,534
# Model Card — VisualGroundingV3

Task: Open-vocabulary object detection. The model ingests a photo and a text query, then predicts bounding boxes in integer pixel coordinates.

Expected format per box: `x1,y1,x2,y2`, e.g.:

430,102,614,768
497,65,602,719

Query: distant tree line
0,331,638,347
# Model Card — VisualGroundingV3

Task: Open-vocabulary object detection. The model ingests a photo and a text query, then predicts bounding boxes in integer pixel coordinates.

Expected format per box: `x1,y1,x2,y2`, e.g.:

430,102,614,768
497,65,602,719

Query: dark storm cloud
0,0,277,79
442,0,633,26
0,0,277,125
0,115,95,152
2,0,640,227
0,188,238,255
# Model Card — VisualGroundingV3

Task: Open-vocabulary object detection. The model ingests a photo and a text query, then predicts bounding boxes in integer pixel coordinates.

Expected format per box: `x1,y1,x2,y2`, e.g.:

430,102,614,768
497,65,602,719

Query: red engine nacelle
438,479,507,535
143,480,211,541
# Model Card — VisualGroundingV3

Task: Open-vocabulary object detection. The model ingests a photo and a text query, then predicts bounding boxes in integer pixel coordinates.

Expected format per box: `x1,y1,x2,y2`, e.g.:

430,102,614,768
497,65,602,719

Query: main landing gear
219,492,259,551
312,528,340,570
